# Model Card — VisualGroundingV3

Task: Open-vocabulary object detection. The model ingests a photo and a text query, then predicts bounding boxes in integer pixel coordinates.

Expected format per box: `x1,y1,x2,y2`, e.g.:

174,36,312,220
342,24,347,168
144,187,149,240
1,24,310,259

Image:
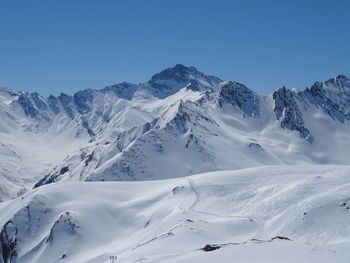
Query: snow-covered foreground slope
1,165,350,263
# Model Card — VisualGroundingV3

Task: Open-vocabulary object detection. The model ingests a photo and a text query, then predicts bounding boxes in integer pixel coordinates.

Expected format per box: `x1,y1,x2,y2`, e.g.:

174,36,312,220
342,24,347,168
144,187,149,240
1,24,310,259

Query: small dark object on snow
85,152,94,166
144,220,150,228
202,244,221,252
272,236,291,241
172,186,184,194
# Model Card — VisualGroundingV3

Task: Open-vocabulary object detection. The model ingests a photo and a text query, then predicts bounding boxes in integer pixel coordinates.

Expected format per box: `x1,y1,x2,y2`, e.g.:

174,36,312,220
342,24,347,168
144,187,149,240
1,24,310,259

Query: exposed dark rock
102,82,140,100
73,90,94,115
60,166,69,175
17,94,39,118
303,78,350,122
58,93,75,119
147,64,222,98
172,186,184,194
271,236,291,241
216,81,260,117
30,92,47,111
46,211,79,244
47,95,60,114
273,87,313,142
34,166,70,188
202,244,221,252
84,152,94,167
248,142,263,150
0,221,18,263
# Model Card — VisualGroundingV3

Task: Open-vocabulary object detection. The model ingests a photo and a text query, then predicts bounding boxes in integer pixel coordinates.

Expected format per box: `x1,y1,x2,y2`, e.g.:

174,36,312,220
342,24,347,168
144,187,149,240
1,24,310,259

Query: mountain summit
147,64,223,97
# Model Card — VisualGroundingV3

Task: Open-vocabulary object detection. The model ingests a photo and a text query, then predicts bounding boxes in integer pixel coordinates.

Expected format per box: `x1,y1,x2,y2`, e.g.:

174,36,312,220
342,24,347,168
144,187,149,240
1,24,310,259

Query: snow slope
1,165,350,263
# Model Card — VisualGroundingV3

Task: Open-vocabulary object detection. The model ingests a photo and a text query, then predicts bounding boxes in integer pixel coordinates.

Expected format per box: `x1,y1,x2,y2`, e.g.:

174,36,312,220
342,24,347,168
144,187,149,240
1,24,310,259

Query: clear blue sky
1,0,349,96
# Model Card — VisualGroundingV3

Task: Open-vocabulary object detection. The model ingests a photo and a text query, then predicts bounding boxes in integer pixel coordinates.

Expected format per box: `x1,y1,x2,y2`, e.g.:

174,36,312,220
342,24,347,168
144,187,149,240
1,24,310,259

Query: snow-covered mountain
1,65,350,201
2,65,350,262
34,73,350,187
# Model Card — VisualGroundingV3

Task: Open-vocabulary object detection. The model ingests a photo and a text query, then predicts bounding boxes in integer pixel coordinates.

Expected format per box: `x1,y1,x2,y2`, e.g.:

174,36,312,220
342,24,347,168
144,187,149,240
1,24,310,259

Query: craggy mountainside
1,65,350,200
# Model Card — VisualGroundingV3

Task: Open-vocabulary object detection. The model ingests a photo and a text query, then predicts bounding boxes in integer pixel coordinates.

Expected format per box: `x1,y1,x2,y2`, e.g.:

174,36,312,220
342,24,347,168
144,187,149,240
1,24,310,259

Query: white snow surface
1,165,350,262
0,101,88,201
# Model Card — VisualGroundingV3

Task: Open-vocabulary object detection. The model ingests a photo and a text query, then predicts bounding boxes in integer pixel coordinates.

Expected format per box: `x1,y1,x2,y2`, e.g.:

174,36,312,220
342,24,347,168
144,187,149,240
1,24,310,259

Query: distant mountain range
1,65,350,201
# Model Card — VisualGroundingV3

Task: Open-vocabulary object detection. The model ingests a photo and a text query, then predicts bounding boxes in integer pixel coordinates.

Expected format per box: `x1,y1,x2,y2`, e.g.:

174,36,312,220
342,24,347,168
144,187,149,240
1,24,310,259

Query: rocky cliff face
302,75,350,122
273,87,313,142
206,81,260,117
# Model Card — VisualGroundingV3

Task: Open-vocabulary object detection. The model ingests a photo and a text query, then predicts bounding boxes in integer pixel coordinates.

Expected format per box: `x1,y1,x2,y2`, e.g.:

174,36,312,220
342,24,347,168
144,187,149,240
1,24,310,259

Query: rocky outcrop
147,64,222,98
303,75,350,122
212,81,260,117
273,87,313,142
46,211,79,245
34,166,70,188
0,221,17,263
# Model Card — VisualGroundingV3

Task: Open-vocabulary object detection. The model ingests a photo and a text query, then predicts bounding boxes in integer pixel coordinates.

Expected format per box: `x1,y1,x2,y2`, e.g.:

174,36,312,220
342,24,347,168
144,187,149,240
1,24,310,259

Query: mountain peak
149,64,201,83
173,63,197,72
213,81,259,117
335,74,349,80
324,74,350,88
146,64,223,98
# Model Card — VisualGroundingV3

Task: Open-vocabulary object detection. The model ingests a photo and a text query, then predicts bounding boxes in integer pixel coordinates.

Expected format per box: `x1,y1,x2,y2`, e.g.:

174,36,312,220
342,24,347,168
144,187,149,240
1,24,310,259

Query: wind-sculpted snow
2,166,350,262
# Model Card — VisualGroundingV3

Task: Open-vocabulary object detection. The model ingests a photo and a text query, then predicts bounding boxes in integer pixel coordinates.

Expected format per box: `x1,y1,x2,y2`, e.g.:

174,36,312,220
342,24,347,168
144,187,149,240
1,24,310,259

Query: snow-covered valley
1,64,350,262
